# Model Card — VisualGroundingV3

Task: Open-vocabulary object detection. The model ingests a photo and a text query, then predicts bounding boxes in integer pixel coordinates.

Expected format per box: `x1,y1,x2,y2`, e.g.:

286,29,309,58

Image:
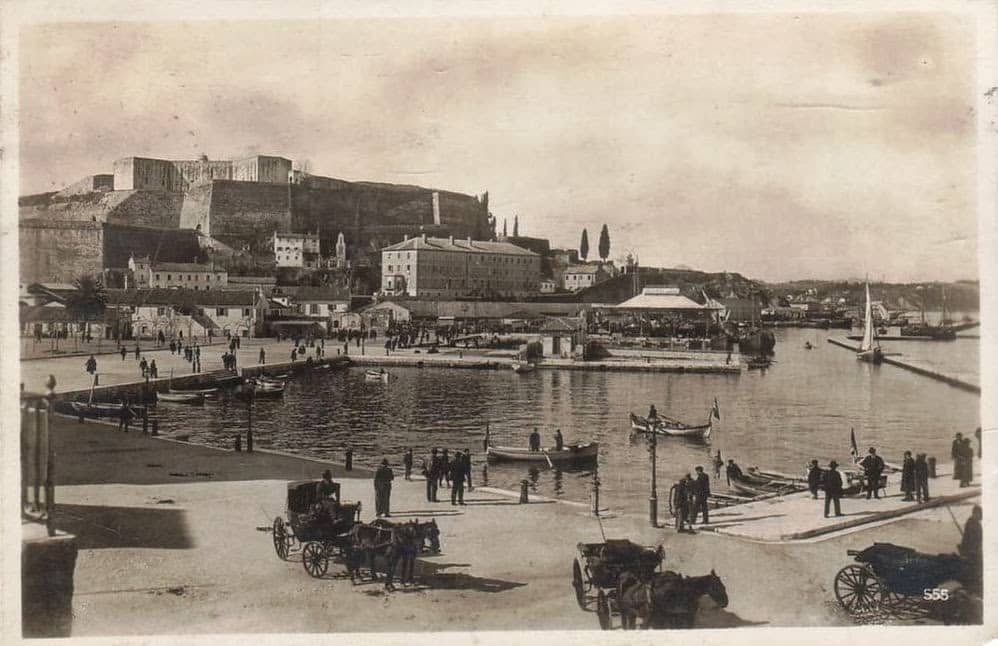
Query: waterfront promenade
43,416,981,635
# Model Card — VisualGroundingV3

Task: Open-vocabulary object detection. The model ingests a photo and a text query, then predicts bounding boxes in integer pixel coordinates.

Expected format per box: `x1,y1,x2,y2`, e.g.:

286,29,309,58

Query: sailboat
857,281,884,364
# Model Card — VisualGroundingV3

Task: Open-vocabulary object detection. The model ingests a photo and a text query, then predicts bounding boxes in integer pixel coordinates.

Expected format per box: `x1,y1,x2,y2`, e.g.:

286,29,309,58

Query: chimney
432,192,441,225
467,236,472,244
422,233,427,242
404,234,409,241
449,235,454,245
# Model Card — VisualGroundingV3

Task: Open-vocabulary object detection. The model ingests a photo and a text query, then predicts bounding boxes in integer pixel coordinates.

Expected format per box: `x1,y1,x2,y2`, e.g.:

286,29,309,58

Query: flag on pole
712,398,721,421
850,428,859,461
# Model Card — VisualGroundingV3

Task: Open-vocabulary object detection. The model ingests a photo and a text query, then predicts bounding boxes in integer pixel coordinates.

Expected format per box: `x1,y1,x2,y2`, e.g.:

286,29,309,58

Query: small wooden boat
511,362,535,374
629,410,714,440
804,342,813,350
235,385,285,400
727,470,804,497
169,386,218,396
365,370,390,382
70,400,141,416
157,391,205,405
256,374,288,383
745,356,771,370
486,442,598,463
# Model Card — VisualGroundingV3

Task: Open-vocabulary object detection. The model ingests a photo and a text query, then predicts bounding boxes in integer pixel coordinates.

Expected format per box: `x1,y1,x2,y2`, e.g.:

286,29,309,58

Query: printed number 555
923,588,949,601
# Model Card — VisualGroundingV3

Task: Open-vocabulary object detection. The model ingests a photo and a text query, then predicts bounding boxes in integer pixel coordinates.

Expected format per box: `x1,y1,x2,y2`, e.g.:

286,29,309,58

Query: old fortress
19,153,493,286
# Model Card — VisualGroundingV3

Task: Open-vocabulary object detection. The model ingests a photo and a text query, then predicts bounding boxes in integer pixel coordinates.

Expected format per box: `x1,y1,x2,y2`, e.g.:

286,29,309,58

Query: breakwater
826,337,980,394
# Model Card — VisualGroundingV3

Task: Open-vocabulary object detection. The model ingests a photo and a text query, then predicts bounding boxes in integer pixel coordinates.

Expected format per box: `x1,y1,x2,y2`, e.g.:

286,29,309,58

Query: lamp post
246,388,254,453
648,431,658,527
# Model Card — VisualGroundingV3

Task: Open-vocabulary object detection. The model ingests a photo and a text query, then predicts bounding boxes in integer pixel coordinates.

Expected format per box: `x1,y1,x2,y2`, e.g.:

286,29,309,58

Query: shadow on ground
54,503,194,549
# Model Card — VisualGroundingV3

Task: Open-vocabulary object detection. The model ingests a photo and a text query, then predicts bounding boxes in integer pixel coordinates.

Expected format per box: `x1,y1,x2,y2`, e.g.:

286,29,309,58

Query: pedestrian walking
170,340,177,354
957,437,974,487
464,449,473,490
374,459,394,517
439,449,451,487
120,346,127,361
807,459,822,499
823,460,843,517
259,348,266,364
691,466,710,524
914,453,930,502
290,349,296,363
860,447,885,499
150,359,158,379
900,451,916,501
139,357,148,377
118,398,132,433
712,450,723,479
403,448,413,481
134,344,140,360
85,354,97,375
951,432,963,479
450,450,467,505
345,448,353,471
554,429,564,451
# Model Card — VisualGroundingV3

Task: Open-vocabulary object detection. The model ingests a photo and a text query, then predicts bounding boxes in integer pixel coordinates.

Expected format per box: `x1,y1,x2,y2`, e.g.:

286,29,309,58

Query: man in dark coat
674,474,692,533
529,428,541,452
807,459,823,499
914,453,930,502
450,450,467,505
860,447,885,499
823,461,843,517
554,429,564,451
85,355,97,375
691,466,711,525
958,505,983,594
439,449,451,488
951,432,963,480
403,448,413,481
900,451,916,501
958,437,974,487
374,459,394,517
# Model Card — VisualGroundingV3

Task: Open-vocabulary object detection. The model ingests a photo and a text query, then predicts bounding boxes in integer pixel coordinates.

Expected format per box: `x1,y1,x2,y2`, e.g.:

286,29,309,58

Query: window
309,304,319,314
217,307,226,316
155,274,161,281
167,274,172,281
156,307,166,315
243,308,251,317
195,275,199,281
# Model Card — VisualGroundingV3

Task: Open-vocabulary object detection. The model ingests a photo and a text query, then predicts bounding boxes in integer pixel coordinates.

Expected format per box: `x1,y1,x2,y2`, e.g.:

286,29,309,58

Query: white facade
146,263,228,290
274,232,321,268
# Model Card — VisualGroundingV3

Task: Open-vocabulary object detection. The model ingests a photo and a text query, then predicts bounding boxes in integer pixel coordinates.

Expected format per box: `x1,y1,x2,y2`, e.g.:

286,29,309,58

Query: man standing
150,359,158,379
860,447,885,499
259,347,266,364
424,449,440,502
529,428,541,452
439,449,451,488
900,451,916,501
118,397,131,433
120,346,127,361
807,459,823,499
674,474,692,533
85,355,97,375
824,460,843,517
374,459,394,518
712,450,723,479
691,466,710,525
450,450,467,505
403,448,414,481
914,453,930,502
725,459,743,486
958,505,983,594
554,429,564,451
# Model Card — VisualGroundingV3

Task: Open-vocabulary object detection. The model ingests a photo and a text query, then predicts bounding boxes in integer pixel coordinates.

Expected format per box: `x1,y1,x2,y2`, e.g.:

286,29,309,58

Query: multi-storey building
273,232,321,268
112,155,292,192
381,234,540,299
129,255,228,290
560,263,612,291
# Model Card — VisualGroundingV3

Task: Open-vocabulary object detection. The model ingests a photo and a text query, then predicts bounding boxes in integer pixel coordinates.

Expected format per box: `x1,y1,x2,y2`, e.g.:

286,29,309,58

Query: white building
138,261,228,290
381,234,541,299
273,232,321,268
106,288,266,339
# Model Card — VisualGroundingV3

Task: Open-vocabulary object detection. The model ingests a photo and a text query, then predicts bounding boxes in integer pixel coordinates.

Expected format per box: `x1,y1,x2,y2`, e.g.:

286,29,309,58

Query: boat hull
629,413,712,439
856,349,883,364
511,363,535,373
157,392,205,404
486,443,598,463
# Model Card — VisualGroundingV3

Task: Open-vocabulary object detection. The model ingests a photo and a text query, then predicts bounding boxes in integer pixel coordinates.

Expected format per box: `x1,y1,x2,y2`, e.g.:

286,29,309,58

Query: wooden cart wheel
302,542,329,578
881,588,925,619
572,559,586,609
834,565,883,615
596,590,611,630
272,517,289,561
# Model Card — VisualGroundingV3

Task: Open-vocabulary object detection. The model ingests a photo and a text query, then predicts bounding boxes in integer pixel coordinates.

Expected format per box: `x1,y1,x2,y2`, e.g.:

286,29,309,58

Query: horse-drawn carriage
572,540,664,628
834,543,982,624
271,480,363,578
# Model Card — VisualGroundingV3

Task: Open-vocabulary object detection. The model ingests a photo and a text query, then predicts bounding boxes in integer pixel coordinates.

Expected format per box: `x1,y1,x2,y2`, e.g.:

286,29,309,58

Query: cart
833,542,980,623
272,480,363,578
572,539,665,629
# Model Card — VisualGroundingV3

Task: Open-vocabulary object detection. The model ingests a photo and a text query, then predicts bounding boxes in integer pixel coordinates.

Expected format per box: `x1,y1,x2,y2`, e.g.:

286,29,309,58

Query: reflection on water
156,328,979,516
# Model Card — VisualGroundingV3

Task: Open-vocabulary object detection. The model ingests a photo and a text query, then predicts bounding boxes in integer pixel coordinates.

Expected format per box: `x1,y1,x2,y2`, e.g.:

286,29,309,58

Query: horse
617,569,728,629
346,519,441,590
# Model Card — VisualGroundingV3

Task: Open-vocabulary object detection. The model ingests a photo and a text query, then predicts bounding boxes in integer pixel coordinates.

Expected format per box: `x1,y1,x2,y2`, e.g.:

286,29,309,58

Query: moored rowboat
486,442,599,463
157,391,205,405
511,362,535,374
629,413,712,439
169,387,218,396
365,370,390,382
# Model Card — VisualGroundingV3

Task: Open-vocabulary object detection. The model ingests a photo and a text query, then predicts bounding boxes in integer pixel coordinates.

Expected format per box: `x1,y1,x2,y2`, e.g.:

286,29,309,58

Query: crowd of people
671,465,713,533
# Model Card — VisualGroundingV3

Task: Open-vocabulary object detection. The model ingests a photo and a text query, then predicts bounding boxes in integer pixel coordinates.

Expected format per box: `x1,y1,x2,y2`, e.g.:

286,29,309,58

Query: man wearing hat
374,458,395,517
860,447,885,499
316,470,339,517
807,459,823,499
824,461,843,518
424,448,440,502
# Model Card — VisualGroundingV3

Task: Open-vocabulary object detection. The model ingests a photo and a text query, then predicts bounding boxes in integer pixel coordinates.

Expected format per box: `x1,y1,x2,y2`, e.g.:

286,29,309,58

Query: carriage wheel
881,588,926,619
272,517,289,561
596,590,611,630
572,559,586,609
834,565,883,615
302,542,329,578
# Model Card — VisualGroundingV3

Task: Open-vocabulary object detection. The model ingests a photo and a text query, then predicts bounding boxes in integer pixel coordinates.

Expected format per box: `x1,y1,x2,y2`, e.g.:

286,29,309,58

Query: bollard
234,434,242,452
152,419,159,436
247,430,254,453
928,456,937,478
142,407,149,434
345,449,353,471
519,479,530,504
592,477,601,516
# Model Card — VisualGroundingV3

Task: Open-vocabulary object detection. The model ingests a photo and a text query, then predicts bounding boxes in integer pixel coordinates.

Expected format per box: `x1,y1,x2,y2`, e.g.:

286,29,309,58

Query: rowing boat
157,391,205,405
511,362,535,374
169,386,218,396
629,413,712,439
486,442,599,463
235,385,285,399
70,400,141,416
365,370,390,382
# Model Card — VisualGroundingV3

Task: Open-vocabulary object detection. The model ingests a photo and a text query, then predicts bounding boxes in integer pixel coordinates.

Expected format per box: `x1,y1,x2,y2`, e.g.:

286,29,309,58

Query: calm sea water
156,328,980,515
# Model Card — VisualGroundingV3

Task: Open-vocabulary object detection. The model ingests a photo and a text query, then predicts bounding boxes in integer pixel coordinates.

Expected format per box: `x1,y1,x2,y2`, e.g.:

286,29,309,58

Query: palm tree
65,274,108,343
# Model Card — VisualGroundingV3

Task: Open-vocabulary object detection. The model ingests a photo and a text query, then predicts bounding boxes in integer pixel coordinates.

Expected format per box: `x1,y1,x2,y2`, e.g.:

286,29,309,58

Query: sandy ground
38,418,981,636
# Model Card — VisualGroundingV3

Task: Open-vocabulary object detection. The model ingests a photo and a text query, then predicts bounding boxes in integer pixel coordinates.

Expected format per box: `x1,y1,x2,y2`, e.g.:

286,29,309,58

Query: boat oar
541,449,553,468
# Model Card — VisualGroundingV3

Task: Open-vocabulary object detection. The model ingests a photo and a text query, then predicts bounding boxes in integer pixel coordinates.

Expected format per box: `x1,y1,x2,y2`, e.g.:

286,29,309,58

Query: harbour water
156,328,980,516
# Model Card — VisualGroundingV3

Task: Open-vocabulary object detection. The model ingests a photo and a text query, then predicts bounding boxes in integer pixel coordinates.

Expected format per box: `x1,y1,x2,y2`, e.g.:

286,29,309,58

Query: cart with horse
572,539,665,629
271,480,363,578
833,542,982,624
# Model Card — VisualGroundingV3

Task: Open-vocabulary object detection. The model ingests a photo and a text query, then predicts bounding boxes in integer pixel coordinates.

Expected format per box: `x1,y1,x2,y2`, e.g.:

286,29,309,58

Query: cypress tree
579,228,589,261
598,224,610,261
513,215,519,237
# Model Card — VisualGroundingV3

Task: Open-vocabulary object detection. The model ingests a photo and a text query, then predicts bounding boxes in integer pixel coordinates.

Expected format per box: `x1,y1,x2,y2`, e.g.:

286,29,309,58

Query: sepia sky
18,13,980,282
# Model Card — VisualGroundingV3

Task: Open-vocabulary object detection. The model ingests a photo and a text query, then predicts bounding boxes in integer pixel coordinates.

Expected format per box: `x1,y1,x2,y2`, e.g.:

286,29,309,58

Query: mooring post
648,432,658,527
